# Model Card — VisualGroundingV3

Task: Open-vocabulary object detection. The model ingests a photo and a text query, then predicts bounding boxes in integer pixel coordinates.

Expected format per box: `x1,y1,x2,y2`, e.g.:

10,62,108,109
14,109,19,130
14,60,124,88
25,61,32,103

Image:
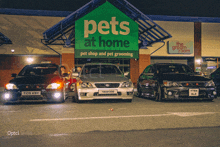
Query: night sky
0,0,220,17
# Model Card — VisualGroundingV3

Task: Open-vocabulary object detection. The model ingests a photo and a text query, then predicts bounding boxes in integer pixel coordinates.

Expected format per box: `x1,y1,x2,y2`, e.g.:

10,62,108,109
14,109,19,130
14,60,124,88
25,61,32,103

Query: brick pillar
139,49,151,75
194,22,202,72
61,53,75,72
130,59,139,87
130,49,151,88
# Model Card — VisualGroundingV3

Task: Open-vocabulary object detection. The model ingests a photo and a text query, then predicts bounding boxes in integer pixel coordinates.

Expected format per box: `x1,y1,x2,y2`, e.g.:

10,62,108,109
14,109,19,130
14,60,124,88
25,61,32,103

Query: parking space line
29,112,218,122
30,114,172,121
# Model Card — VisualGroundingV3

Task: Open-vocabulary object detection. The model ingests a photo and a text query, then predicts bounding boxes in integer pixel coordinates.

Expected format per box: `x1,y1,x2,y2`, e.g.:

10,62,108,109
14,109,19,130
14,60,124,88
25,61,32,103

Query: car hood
159,73,211,81
9,74,62,85
80,74,129,83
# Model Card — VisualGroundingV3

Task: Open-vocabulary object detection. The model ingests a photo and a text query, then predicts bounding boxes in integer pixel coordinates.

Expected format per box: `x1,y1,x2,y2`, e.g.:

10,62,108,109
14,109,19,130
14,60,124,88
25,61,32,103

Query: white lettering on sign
84,20,97,38
84,17,130,38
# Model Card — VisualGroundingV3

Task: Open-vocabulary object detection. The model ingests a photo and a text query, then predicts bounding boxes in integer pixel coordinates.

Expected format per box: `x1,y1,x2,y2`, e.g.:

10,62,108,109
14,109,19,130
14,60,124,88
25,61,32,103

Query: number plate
22,91,41,95
99,89,117,94
189,89,199,96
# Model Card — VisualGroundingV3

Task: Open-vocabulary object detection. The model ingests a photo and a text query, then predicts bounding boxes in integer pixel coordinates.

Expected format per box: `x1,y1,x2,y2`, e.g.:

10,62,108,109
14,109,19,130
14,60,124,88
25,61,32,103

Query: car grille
19,96,44,100
95,83,120,88
178,90,207,97
93,92,122,96
18,84,46,90
181,82,205,87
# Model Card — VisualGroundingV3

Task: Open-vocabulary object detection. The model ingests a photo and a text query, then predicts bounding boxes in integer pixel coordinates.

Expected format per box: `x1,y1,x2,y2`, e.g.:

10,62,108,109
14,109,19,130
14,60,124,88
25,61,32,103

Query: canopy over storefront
0,32,12,46
41,0,172,49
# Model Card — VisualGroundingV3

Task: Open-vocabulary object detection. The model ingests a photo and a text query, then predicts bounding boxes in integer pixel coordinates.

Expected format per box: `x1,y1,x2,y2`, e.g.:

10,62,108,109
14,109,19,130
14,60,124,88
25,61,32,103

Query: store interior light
27,57,34,63
196,59,202,64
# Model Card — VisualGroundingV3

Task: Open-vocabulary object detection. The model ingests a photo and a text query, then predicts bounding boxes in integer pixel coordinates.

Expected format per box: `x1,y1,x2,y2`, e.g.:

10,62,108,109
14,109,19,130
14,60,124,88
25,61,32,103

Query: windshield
18,64,58,76
81,64,122,75
156,64,194,74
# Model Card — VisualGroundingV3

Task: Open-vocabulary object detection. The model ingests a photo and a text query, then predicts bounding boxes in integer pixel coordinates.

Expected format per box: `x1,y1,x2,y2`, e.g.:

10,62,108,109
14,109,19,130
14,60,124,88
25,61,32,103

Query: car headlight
5,83,18,90
121,82,133,88
163,81,182,87
81,82,93,88
46,82,62,89
205,80,215,87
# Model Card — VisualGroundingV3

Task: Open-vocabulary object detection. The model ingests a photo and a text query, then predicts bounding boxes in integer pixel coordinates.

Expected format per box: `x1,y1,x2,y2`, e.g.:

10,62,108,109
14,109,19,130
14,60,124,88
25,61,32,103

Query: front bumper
1,89,64,103
77,87,134,100
163,87,217,100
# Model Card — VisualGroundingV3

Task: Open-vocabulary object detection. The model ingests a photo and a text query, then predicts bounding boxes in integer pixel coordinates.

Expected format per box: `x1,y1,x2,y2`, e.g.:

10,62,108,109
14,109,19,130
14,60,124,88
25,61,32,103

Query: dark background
0,0,220,17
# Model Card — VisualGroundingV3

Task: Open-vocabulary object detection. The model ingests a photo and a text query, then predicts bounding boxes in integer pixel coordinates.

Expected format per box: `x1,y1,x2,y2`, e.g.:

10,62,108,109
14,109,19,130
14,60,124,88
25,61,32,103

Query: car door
138,65,156,94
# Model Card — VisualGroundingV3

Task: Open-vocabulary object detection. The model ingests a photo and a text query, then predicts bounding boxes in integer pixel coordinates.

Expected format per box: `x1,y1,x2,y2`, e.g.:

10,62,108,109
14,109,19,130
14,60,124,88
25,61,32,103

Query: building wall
1,14,220,88
0,14,64,55
202,23,220,57
149,21,194,57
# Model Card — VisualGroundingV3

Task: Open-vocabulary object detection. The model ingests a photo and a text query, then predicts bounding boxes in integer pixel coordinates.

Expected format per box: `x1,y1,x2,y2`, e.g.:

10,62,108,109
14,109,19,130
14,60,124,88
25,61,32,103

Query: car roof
153,63,187,66
26,63,58,67
83,63,117,66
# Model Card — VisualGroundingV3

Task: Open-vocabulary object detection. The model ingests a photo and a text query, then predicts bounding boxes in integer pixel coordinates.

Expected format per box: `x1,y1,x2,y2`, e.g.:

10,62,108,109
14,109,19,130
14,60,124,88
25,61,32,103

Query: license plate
22,91,41,95
189,89,199,96
99,89,117,94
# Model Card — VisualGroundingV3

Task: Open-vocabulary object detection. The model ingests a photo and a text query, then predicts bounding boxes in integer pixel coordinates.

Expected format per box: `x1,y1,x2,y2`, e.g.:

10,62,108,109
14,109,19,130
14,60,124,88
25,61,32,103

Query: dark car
1,63,74,104
210,67,220,95
137,63,217,101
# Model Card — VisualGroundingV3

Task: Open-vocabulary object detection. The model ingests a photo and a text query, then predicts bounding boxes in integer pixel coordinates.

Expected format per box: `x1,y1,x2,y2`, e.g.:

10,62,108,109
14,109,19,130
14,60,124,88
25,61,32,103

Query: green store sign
75,1,139,58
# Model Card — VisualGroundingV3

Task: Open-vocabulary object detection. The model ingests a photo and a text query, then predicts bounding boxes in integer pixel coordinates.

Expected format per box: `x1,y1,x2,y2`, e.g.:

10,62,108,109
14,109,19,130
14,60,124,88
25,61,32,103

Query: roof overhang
41,0,172,48
0,32,12,46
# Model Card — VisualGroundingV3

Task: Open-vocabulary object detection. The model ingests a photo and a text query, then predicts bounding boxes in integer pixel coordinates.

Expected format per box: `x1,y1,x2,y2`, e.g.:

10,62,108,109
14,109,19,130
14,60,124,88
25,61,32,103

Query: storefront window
75,58,130,73
201,58,218,76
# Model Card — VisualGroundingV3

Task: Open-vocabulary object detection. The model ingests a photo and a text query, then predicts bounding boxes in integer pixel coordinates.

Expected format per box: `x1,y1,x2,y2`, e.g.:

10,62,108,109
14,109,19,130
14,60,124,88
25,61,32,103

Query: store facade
0,0,220,90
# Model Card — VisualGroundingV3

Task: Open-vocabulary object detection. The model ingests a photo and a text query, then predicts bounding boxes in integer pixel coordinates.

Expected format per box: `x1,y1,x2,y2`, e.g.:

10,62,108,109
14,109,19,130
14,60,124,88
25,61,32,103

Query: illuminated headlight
46,83,62,89
4,93,10,99
172,82,182,87
54,92,61,98
205,80,215,87
81,82,93,88
163,81,182,87
121,82,132,88
5,83,18,90
70,83,75,91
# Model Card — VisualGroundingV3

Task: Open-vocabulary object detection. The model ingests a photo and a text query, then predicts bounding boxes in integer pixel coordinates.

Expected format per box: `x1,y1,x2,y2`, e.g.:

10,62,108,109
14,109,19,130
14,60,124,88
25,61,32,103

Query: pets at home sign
75,1,138,58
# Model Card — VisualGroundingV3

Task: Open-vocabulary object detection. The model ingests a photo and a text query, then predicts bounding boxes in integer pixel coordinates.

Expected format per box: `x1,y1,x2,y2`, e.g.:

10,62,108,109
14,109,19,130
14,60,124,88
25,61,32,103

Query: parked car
72,63,134,103
1,63,76,104
210,67,220,95
137,63,217,101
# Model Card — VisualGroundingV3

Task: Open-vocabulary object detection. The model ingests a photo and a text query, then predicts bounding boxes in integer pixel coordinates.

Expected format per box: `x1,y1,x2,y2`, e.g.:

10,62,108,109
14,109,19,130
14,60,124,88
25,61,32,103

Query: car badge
105,84,110,87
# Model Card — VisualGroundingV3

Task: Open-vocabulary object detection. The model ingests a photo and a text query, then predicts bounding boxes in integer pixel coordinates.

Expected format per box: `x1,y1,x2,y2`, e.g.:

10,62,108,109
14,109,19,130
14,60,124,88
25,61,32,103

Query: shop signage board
167,41,193,54
75,1,138,58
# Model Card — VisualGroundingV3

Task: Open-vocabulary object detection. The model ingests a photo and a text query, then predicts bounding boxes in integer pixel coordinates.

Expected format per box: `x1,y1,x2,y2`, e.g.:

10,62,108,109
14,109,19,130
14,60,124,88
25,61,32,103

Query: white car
73,63,134,102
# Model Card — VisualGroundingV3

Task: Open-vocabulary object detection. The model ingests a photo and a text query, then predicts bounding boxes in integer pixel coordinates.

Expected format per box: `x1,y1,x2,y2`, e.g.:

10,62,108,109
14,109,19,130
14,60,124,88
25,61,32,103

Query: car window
156,65,194,74
18,65,58,76
81,65,122,75
143,65,152,73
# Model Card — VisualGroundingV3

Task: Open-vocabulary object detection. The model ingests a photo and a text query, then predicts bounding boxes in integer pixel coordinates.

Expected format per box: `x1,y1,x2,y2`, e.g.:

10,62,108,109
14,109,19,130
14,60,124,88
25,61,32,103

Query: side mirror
124,72,129,77
62,73,69,77
72,72,79,77
11,73,17,77
146,73,154,76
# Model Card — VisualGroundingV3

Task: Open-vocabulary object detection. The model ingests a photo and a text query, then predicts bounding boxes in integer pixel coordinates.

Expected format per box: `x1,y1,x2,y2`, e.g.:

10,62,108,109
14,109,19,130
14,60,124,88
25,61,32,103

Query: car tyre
156,86,162,102
74,92,81,103
137,86,142,97
124,99,132,102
